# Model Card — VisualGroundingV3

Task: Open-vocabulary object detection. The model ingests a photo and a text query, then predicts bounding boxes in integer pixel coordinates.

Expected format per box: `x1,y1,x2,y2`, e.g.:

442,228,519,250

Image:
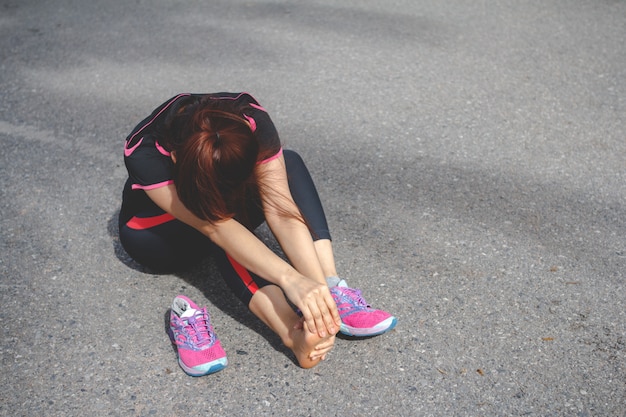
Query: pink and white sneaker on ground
168,295,227,376
330,285,397,337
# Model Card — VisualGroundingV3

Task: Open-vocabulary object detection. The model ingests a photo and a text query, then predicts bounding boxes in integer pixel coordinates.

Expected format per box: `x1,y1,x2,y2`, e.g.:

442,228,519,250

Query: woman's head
162,97,260,223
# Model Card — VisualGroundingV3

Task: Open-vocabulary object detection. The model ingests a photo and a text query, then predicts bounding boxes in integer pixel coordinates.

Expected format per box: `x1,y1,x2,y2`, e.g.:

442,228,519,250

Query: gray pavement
1,0,625,416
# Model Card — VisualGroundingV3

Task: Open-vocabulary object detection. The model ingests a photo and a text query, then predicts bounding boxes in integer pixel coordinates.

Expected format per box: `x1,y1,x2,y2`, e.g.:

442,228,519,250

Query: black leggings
118,150,331,306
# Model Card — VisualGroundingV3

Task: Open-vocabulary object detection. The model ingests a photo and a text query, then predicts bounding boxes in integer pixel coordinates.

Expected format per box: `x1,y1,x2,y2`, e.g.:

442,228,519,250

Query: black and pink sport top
120,92,282,225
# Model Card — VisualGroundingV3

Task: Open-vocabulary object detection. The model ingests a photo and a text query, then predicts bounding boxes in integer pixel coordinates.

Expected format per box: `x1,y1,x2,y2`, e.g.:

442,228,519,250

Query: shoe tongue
181,307,199,319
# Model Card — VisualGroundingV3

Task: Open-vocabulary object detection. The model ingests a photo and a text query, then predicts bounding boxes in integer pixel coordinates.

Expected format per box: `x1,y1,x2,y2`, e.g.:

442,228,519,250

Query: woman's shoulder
199,92,262,107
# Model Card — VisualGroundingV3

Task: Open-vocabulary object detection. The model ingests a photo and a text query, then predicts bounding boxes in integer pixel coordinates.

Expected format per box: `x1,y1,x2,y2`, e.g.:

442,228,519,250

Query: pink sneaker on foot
168,295,227,376
330,286,397,337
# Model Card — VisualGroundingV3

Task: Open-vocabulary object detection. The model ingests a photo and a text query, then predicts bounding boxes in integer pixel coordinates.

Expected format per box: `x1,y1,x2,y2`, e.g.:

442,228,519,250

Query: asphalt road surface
1,0,624,416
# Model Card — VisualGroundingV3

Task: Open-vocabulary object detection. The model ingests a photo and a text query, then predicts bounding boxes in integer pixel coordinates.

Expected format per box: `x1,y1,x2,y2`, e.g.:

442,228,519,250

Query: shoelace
180,309,214,348
335,287,371,309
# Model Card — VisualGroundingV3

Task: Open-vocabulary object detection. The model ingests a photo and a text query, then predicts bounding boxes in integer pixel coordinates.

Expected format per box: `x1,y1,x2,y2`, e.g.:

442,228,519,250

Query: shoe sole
339,316,397,337
179,357,228,377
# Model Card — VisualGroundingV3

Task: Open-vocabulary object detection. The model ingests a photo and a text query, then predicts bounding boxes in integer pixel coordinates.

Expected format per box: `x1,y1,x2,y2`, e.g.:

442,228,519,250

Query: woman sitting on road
119,92,397,375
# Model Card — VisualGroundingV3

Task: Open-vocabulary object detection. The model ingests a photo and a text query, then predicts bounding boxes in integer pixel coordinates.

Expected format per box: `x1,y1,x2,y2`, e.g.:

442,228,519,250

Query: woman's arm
145,184,340,337
256,155,329,284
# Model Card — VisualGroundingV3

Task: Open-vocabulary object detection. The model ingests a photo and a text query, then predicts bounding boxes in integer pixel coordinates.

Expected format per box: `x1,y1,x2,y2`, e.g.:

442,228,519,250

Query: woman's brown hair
159,96,273,224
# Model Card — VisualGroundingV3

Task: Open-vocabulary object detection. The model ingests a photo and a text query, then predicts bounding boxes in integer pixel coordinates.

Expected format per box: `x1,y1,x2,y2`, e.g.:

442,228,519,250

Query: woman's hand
282,276,341,338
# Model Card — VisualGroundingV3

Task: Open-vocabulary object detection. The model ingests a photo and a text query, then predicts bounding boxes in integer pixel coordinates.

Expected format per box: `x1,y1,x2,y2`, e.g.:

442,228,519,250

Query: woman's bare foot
248,285,337,369
285,321,336,368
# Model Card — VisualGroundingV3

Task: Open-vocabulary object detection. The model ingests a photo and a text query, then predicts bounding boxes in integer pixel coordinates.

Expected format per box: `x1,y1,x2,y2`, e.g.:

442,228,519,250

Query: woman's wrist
275,266,304,289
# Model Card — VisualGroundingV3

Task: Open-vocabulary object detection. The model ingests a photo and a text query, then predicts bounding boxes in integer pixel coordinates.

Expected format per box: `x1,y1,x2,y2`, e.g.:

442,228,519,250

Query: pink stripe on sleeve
243,114,257,132
257,147,283,165
155,140,171,156
249,102,267,112
124,137,144,157
131,180,174,190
